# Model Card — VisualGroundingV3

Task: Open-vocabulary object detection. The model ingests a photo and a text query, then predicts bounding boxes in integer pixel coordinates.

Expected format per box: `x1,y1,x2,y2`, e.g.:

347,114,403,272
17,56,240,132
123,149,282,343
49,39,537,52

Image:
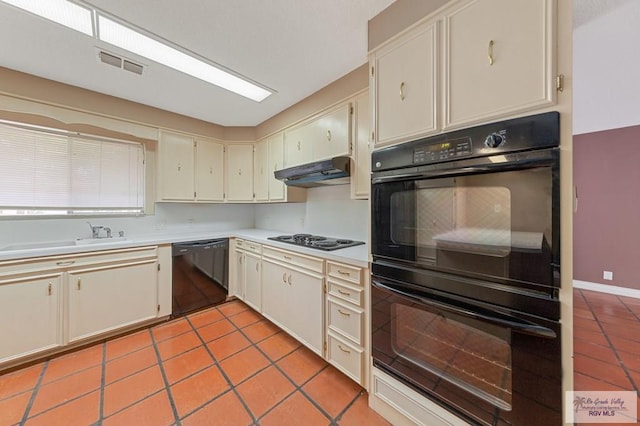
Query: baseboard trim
573,280,640,299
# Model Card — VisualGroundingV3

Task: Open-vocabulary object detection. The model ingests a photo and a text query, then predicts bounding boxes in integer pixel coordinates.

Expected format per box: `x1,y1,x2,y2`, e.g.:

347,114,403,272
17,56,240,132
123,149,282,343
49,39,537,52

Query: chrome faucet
87,222,104,239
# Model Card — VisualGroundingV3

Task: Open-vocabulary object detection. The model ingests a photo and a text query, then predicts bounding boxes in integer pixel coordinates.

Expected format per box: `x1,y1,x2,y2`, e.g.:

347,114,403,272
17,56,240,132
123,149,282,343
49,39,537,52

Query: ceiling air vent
98,50,143,75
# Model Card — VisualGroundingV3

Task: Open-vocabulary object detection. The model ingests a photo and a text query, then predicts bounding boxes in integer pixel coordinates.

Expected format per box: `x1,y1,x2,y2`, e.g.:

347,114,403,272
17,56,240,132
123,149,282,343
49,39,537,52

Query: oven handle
371,154,556,184
372,279,557,339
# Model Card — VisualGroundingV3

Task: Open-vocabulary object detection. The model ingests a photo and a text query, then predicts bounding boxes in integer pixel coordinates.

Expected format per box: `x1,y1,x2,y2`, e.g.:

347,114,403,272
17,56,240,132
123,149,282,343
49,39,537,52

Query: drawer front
328,279,363,307
0,246,158,277
262,246,323,273
328,331,364,384
244,241,262,254
327,297,363,345
326,261,362,285
235,239,244,248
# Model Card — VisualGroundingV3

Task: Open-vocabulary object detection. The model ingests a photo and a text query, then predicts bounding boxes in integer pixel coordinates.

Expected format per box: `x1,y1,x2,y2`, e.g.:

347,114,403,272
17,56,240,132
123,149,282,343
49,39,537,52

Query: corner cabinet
157,130,224,202
371,20,439,147
225,144,254,202
443,0,556,128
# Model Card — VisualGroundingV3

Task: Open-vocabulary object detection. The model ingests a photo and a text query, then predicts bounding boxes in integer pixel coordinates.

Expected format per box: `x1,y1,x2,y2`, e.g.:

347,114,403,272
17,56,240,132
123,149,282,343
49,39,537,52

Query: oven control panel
413,137,472,164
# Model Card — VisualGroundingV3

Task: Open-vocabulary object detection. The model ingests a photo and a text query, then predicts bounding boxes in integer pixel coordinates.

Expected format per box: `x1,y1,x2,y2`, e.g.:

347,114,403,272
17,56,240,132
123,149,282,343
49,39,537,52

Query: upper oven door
371,148,560,291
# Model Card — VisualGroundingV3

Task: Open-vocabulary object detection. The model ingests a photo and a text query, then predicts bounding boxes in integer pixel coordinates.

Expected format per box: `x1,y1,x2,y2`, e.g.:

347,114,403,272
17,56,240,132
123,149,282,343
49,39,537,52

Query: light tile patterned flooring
573,288,640,425
0,300,390,426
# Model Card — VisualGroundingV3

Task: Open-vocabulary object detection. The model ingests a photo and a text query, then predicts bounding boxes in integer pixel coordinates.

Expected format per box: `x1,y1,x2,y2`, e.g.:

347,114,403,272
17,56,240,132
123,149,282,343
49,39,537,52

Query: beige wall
0,65,366,143
368,0,448,50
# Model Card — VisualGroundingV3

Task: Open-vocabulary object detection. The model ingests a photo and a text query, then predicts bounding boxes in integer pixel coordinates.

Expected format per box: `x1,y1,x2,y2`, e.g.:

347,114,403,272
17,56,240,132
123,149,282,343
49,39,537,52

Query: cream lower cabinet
243,241,262,311
67,257,158,343
0,246,169,369
230,239,245,299
0,273,62,364
261,246,324,355
325,261,367,387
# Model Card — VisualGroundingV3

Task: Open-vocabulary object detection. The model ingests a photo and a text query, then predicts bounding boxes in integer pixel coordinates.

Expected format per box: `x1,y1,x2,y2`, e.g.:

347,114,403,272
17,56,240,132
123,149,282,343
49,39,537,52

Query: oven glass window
384,168,553,284
391,303,512,410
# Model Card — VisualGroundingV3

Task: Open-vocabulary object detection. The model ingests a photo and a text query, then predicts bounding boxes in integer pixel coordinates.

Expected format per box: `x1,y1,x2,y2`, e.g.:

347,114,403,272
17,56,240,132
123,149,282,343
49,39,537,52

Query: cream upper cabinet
443,0,556,128
268,132,286,201
312,103,352,161
0,273,62,364
372,20,439,147
253,139,269,202
225,144,254,202
195,138,224,202
351,92,371,199
157,131,196,200
158,131,225,202
284,124,313,168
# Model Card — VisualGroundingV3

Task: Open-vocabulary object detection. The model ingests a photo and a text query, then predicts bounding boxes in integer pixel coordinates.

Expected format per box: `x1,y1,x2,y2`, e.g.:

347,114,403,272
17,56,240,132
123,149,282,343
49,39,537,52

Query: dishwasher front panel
171,239,229,317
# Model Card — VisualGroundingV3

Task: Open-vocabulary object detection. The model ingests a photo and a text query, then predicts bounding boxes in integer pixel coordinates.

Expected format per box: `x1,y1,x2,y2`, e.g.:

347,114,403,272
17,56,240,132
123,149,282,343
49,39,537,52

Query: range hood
274,156,351,188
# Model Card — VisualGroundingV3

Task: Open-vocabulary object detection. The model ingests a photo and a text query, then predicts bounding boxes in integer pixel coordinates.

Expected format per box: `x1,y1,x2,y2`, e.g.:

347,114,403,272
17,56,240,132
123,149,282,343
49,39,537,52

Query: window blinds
0,121,144,215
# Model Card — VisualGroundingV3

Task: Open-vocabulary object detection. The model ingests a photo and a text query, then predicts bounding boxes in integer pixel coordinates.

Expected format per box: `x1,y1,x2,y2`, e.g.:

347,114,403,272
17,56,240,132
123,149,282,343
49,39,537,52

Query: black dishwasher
171,238,229,317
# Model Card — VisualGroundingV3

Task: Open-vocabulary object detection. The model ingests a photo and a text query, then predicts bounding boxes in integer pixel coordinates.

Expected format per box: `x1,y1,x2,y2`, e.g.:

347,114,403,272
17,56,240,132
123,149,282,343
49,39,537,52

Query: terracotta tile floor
573,288,640,425
0,300,390,426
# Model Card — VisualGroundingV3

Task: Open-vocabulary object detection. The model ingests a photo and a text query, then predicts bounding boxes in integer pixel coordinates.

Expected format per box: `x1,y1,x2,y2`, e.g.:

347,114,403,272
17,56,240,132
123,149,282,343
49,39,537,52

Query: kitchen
2,1,625,425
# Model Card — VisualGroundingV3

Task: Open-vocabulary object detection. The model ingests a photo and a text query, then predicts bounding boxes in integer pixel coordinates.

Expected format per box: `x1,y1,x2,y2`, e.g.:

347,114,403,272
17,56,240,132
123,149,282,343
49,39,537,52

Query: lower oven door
371,277,562,426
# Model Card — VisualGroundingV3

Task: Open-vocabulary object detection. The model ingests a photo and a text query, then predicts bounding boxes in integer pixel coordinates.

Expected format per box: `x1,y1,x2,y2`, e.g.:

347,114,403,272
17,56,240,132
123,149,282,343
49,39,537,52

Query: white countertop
0,228,370,267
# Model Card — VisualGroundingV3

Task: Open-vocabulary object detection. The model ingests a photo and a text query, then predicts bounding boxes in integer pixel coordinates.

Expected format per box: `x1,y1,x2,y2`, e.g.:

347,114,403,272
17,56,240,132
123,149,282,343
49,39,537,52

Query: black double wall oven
371,112,562,426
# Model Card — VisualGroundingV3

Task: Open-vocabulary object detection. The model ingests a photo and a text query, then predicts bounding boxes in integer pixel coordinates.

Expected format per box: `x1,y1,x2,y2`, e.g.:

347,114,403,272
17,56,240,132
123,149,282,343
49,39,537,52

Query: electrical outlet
603,271,613,280
155,222,165,230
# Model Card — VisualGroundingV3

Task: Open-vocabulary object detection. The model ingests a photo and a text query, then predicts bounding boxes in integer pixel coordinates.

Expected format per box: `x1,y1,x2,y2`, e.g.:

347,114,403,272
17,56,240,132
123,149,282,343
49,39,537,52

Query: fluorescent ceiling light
97,15,272,102
0,0,93,36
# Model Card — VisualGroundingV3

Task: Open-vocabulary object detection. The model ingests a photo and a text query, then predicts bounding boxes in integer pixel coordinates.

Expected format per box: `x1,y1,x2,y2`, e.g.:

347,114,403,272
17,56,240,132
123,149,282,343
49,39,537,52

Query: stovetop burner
268,234,364,251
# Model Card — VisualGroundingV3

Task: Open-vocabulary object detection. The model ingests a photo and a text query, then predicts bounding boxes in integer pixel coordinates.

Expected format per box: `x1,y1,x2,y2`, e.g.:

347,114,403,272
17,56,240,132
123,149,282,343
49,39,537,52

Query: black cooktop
268,234,365,251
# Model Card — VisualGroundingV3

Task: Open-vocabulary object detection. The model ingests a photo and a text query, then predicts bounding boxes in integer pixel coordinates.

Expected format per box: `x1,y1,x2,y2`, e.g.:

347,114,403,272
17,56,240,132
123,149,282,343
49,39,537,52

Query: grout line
19,360,48,424
98,341,106,424
183,309,258,424
148,327,182,426
579,289,640,393
333,389,366,423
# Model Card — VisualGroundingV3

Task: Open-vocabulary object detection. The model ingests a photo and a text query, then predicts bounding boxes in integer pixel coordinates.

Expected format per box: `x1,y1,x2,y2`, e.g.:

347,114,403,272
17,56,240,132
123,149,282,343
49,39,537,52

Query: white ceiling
0,0,395,126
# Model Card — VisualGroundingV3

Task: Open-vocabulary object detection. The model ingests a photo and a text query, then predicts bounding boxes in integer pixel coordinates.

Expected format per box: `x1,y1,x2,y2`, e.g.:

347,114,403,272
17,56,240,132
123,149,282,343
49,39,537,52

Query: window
0,120,145,216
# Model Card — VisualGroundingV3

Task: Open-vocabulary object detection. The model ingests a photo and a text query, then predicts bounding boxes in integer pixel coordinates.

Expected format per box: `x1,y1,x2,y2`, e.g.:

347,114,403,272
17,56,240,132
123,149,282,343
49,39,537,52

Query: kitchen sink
1,237,128,251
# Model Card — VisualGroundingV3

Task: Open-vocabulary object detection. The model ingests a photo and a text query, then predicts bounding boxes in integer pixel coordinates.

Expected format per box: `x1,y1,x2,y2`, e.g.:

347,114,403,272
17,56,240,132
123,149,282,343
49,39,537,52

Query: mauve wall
573,125,640,290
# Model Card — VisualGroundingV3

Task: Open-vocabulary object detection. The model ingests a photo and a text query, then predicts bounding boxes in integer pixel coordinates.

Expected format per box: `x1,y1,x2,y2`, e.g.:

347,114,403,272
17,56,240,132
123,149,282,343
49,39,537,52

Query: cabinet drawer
244,241,262,254
235,239,244,248
262,246,323,273
327,331,364,385
0,246,158,277
327,297,363,345
327,279,363,308
326,262,362,285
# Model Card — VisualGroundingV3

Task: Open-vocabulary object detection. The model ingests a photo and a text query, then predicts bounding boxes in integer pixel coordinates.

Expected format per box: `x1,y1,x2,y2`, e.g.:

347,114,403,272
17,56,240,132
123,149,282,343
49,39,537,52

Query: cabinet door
195,138,224,202
253,140,269,202
374,21,438,147
158,131,195,200
226,144,254,201
231,249,244,299
67,260,158,343
0,274,62,362
443,0,555,128
244,253,261,311
287,267,324,355
261,258,288,325
351,92,370,199
284,124,313,168
313,103,351,161
268,132,285,201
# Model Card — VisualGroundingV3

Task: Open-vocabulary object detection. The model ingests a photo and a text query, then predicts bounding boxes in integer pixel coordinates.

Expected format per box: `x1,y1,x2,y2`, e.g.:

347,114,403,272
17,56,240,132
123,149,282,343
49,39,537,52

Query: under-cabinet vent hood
274,156,351,188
